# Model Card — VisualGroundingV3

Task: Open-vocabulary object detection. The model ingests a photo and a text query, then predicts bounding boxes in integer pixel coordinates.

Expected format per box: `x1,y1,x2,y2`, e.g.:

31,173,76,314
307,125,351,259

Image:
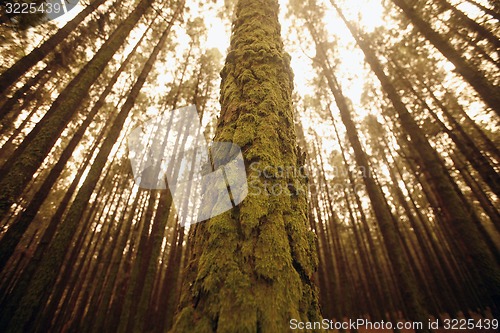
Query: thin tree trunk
0,0,155,220
0,65,51,121
86,190,144,332
0,25,149,271
308,20,429,326
465,0,500,21
435,0,500,55
394,67,500,197
2,8,172,329
0,0,109,94
332,1,500,314
0,132,97,330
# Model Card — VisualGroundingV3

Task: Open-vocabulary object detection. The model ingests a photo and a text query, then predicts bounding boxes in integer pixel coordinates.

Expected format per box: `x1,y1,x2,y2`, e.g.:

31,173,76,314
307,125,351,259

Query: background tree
0,0,498,331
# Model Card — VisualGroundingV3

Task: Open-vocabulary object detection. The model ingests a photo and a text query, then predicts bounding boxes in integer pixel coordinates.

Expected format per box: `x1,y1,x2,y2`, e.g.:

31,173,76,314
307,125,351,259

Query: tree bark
170,0,322,331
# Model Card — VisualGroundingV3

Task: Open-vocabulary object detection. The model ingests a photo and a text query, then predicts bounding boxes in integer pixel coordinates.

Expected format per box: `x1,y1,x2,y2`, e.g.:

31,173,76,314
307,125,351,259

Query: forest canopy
0,0,499,332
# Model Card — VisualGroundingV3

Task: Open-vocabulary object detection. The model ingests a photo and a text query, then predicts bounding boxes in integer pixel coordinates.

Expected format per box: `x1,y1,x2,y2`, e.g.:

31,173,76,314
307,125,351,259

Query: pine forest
0,0,499,332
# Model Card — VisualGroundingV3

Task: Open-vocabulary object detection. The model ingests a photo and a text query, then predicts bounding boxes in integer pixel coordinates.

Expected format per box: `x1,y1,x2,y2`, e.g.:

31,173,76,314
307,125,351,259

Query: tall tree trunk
0,0,108,94
450,152,500,230
332,0,500,314
157,223,184,332
0,65,50,121
0,24,149,271
86,190,144,333
330,118,386,321
315,40,429,327
393,66,500,197
1,7,176,329
170,0,322,331
0,133,97,330
438,88,500,161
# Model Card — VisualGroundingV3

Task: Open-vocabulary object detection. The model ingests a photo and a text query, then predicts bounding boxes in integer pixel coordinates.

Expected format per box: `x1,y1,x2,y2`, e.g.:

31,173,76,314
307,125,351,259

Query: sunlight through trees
0,0,498,332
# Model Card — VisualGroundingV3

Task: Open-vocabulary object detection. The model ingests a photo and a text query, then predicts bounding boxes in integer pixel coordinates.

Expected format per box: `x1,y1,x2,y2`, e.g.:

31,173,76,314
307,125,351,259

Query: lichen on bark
170,0,323,332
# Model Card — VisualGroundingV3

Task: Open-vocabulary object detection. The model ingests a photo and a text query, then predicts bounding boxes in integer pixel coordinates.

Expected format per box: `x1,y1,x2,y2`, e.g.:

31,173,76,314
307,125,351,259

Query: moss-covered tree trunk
170,0,322,332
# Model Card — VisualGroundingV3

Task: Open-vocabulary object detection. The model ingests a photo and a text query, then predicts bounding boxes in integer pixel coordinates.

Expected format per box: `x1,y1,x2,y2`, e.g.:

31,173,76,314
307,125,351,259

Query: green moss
239,190,268,237
170,0,323,331
171,307,213,333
